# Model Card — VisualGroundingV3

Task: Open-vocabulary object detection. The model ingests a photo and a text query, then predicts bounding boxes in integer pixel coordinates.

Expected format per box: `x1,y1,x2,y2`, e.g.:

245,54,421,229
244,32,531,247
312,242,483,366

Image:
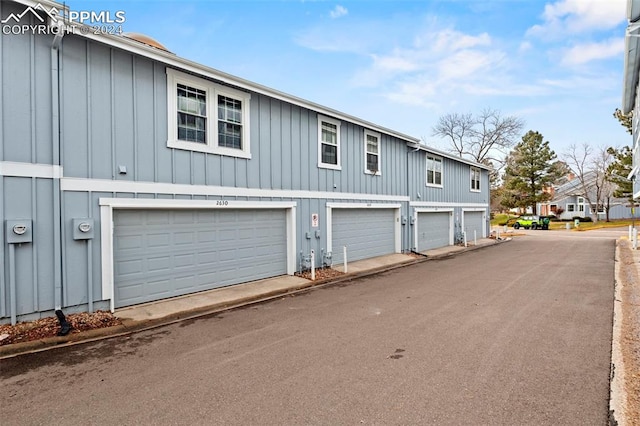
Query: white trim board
0,162,63,179
63,177,410,202
410,201,488,208
325,202,402,256
99,198,297,311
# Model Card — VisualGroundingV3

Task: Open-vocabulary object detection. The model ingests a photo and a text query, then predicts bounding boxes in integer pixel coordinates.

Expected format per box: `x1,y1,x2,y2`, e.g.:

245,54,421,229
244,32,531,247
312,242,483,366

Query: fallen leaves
0,310,122,346
295,267,345,281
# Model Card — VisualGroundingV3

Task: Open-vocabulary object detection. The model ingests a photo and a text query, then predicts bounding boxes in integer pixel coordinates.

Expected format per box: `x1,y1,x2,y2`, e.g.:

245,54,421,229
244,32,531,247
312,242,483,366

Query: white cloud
519,41,532,52
560,37,624,66
528,0,626,37
329,5,348,19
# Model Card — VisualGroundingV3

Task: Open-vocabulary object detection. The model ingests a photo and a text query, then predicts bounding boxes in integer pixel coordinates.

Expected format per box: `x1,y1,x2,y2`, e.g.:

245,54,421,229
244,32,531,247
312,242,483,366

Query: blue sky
75,0,628,156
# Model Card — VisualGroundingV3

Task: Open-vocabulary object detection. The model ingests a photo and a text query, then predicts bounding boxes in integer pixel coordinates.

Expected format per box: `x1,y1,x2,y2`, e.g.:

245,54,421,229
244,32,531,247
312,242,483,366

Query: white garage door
417,212,451,252
113,209,287,308
331,208,396,264
463,211,485,240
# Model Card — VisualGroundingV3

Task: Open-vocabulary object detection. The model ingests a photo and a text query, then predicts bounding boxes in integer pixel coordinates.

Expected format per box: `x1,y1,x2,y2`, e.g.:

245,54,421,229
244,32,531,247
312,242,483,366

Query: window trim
318,115,342,170
363,129,381,175
470,166,481,192
167,68,251,159
566,203,575,212
425,154,443,188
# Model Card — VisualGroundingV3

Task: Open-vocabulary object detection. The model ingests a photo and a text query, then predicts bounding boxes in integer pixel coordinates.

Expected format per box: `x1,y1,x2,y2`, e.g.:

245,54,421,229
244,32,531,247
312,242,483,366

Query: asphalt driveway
1,234,615,425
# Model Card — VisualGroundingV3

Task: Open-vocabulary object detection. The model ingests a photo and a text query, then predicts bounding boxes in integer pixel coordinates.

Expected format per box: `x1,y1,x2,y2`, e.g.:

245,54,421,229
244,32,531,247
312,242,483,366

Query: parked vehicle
513,215,551,230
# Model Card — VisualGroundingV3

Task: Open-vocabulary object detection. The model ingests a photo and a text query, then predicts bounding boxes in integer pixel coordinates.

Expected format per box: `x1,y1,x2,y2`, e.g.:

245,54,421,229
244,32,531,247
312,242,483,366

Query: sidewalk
610,238,640,425
0,238,501,359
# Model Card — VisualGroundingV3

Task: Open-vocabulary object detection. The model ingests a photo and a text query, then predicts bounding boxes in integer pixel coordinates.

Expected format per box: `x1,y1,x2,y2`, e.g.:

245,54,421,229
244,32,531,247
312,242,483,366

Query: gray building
623,0,640,200
0,0,489,324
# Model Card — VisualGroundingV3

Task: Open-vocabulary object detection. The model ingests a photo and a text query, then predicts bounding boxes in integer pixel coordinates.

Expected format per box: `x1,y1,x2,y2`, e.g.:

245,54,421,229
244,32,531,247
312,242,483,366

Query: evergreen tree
607,146,634,200
502,131,557,214
613,108,632,135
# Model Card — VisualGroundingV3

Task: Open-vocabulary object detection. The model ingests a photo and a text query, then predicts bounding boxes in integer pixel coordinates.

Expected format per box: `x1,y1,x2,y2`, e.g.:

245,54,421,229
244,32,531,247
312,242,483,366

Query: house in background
538,173,632,221
0,0,489,324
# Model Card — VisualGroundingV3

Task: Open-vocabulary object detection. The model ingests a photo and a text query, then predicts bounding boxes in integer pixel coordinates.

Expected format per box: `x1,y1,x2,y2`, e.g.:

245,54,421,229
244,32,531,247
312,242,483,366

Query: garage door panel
332,208,396,264
114,208,288,308
417,212,451,252
464,211,484,238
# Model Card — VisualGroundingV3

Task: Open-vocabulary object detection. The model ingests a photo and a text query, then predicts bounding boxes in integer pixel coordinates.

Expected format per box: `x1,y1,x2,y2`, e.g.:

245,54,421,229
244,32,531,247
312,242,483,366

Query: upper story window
426,154,443,187
470,167,481,192
318,116,341,170
364,130,381,175
167,69,251,159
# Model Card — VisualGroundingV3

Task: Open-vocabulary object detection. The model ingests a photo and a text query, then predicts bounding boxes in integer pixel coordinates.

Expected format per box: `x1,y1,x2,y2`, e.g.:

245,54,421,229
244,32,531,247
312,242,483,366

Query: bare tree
432,112,476,158
564,144,615,222
432,108,524,168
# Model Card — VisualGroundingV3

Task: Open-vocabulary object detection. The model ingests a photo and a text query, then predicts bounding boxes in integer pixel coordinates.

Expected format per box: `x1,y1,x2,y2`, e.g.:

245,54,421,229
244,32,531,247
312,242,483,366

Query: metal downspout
0,0,6,320
52,28,64,311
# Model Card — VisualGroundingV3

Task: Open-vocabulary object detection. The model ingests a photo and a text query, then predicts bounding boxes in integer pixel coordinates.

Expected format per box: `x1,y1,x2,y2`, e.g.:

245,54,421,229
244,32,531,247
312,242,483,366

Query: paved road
1,232,617,425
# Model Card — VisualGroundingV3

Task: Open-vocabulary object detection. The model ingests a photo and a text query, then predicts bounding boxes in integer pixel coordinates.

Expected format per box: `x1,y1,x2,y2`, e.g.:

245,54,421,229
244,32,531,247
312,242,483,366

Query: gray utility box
6,219,33,244
72,218,95,240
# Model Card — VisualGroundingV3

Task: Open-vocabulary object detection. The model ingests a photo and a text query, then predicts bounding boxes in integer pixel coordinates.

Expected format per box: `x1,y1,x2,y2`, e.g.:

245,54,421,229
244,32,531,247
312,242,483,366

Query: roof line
9,0,422,144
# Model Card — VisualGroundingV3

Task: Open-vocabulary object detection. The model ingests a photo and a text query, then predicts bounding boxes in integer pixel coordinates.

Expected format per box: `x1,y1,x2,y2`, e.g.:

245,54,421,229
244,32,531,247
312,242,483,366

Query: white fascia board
406,143,490,170
64,31,419,144
62,177,410,202
628,165,638,180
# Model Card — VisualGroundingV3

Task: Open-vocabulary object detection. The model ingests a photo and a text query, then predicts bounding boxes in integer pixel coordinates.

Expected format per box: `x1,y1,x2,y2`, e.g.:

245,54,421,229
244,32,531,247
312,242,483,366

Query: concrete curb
0,239,504,360
609,239,628,426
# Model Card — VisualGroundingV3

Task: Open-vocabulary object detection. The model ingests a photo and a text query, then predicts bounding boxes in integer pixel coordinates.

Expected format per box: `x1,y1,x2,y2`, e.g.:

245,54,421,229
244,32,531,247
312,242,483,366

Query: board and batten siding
407,153,489,205
59,36,408,198
0,1,60,320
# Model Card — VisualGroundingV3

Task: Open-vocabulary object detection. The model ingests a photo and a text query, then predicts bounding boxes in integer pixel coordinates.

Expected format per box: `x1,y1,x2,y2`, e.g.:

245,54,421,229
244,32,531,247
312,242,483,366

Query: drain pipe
87,238,94,313
55,309,71,336
8,244,16,325
51,20,64,313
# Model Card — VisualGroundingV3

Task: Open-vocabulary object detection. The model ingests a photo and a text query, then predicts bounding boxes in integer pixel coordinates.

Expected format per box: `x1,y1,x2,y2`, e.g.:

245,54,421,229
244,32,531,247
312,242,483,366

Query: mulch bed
295,267,345,281
0,310,122,346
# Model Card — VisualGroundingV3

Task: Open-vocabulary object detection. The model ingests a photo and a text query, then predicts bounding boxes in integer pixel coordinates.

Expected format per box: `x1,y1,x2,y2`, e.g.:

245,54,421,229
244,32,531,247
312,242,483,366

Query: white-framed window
470,167,481,192
577,196,585,212
567,203,575,212
318,115,341,170
364,130,381,175
426,154,443,187
167,69,251,159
